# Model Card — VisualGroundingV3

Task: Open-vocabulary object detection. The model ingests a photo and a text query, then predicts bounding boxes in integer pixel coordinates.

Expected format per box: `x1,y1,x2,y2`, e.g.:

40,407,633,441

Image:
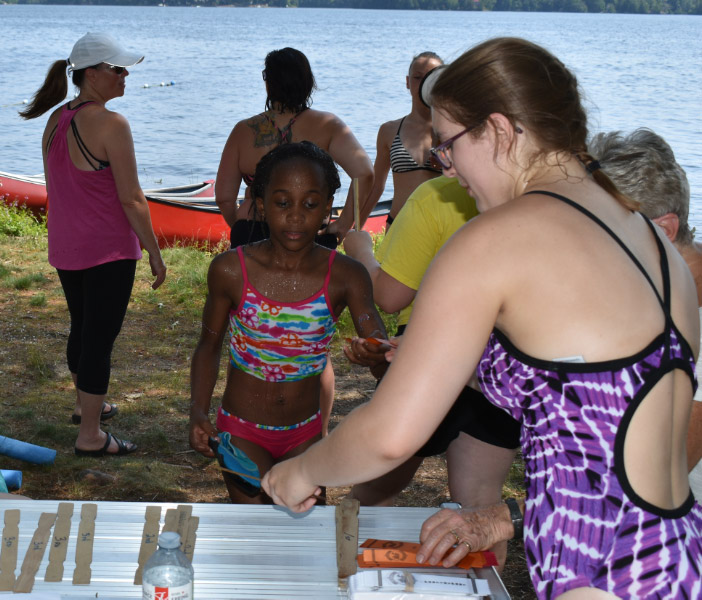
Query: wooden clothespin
335,497,360,589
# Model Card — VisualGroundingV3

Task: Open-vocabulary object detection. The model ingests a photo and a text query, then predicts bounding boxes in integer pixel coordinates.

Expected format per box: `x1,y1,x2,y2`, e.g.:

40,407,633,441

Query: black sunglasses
91,64,126,75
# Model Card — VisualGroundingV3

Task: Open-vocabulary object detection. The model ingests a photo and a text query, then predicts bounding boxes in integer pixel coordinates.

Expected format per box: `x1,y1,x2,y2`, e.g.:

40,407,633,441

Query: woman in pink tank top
20,32,166,458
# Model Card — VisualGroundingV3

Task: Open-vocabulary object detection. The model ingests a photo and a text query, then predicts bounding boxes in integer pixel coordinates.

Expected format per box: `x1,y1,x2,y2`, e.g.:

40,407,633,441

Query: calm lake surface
1,5,700,224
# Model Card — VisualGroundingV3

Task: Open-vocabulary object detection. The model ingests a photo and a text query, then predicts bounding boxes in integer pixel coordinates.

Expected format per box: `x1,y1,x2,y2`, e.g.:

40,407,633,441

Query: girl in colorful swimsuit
215,47,375,437
190,142,387,504
263,38,702,598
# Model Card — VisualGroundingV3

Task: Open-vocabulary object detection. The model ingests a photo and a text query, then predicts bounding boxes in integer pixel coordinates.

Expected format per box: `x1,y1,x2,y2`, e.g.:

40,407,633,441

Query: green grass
0,204,525,507
29,292,46,307
0,204,46,237
26,345,56,381
10,272,47,290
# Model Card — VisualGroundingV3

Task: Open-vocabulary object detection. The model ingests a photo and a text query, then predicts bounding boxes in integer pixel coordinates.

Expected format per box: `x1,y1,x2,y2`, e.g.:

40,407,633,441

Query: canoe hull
1,171,389,247
0,172,48,216
145,196,390,249
145,196,230,249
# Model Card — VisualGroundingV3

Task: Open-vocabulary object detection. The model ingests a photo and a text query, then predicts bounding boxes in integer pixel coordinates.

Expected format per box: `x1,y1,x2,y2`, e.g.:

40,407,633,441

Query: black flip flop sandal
74,433,137,457
71,403,119,425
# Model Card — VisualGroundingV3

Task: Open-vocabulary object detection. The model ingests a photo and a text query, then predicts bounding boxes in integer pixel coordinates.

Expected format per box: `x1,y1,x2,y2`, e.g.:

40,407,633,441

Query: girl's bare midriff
222,368,322,427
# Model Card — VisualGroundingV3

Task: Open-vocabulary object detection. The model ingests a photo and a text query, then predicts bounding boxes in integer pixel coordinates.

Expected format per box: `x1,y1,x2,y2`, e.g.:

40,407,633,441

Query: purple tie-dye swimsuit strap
477,191,702,600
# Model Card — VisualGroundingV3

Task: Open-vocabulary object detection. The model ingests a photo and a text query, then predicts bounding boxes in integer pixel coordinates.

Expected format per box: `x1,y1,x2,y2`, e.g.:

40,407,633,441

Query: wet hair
251,141,341,203
589,129,692,245
19,60,93,120
431,37,636,210
263,48,316,114
409,51,443,73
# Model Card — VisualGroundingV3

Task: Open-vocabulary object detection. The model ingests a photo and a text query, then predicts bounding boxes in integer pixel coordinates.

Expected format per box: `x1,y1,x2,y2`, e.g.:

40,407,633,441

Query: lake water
1,5,700,225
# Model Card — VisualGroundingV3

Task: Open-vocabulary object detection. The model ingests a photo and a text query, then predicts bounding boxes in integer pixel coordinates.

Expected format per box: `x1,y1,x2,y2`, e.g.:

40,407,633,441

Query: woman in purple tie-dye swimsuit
263,38,702,599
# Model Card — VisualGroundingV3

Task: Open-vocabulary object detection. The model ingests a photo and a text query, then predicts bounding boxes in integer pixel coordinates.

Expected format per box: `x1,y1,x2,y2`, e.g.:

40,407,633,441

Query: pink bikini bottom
216,407,322,459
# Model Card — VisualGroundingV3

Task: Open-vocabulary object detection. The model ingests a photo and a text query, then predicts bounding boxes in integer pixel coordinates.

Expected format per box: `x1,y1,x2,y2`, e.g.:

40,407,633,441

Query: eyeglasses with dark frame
430,127,474,171
430,123,524,170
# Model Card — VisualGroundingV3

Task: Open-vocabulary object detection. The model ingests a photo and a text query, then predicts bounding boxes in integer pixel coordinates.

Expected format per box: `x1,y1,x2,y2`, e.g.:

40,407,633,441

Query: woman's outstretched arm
262,220,503,511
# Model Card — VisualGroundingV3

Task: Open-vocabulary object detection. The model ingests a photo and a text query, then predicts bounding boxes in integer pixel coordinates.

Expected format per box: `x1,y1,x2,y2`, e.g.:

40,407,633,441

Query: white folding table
0,500,510,599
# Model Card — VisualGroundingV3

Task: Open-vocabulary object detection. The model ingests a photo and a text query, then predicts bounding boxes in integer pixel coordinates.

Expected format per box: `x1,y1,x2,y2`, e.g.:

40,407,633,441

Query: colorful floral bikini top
229,246,338,382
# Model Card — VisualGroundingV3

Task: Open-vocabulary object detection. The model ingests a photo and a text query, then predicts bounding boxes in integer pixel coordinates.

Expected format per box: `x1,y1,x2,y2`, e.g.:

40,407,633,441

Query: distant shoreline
3,1,701,17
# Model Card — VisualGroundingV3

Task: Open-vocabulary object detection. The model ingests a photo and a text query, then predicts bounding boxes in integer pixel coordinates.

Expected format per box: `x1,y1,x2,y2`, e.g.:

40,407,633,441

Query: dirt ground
0,230,535,599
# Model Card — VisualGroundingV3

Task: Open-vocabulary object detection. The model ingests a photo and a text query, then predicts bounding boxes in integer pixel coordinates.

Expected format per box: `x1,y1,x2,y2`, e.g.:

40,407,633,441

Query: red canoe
144,194,391,249
0,171,216,217
1,171,389,248
0,171,47,216
144,194,229,249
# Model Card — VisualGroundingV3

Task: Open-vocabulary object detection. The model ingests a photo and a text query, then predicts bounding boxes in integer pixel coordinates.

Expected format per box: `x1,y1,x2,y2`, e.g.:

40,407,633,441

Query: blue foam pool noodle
0,470,22,490
0,435,56,464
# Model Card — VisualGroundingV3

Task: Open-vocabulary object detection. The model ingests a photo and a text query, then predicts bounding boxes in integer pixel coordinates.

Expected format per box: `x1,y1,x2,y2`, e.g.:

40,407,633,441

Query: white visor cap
419,65,447,108
68,32,144,71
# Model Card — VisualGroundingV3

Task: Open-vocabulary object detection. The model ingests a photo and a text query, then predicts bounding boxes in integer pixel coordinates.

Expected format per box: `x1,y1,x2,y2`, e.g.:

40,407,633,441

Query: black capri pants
57,259,136,395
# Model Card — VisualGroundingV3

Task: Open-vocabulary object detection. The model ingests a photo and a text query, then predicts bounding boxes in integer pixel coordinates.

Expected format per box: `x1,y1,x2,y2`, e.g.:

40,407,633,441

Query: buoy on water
143,81,175,89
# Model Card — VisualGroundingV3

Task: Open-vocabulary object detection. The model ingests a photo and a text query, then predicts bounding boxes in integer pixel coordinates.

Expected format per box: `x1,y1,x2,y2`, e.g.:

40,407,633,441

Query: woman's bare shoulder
208,249,244,292
235,113,266,137
304,108,349,130
242,111,268,126
43,105,63,135
210,248,241,273
456,194,548,237
440,197,553,271
82,105,129,132
377,118,402,142
380,118,402,133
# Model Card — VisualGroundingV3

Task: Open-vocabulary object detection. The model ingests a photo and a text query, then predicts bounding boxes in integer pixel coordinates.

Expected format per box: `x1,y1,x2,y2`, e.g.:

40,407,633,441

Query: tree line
292,0,701,11
9,0,702,14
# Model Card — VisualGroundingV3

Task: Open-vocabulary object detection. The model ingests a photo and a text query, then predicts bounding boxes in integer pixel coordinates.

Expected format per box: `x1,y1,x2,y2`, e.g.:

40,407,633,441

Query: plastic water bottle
142,532,194,600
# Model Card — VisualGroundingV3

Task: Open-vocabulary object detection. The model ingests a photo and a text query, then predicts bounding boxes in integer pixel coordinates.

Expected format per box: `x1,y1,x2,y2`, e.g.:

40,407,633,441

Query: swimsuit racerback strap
70,119,110,171
525,190,671,320
264,109,306,145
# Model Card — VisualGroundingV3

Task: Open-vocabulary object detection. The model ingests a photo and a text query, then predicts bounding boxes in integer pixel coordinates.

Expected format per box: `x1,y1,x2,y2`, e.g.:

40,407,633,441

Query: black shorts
415,385,521,457
393,325,521,457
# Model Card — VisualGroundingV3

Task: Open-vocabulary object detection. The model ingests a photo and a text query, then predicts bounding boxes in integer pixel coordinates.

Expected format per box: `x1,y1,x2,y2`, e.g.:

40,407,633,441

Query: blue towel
216,432,261,489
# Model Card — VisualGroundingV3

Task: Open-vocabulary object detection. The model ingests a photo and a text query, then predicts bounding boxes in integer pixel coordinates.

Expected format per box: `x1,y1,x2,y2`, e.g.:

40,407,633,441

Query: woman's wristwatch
504,498,524,539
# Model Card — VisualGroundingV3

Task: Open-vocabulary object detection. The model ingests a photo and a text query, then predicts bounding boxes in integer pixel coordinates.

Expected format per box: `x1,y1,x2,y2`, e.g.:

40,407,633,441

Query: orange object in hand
345,337,397,348
357,539,498,570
